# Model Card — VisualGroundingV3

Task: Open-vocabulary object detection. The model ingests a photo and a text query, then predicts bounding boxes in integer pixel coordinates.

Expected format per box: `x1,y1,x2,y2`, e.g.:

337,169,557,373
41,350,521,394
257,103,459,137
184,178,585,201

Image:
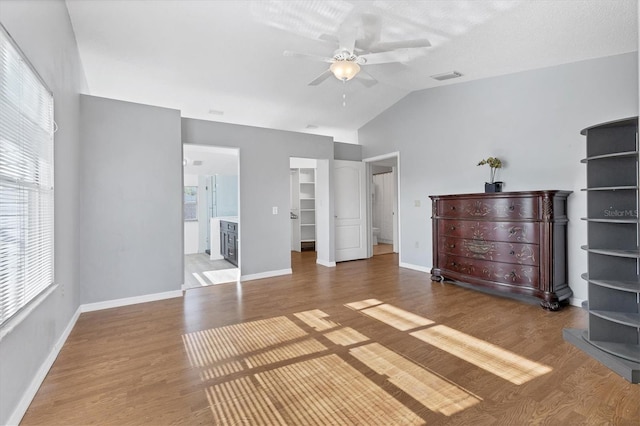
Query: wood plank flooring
373,243,394,256
21,252,639,425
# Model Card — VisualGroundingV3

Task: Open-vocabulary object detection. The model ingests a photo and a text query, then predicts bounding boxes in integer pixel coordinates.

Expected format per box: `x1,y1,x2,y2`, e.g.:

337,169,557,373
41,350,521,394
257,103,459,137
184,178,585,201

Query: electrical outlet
272,206,278,215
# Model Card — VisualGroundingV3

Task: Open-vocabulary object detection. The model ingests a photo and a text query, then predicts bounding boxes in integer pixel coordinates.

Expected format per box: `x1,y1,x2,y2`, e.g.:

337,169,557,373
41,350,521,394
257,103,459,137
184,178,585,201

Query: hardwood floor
373,243,394,256
21,252,639,425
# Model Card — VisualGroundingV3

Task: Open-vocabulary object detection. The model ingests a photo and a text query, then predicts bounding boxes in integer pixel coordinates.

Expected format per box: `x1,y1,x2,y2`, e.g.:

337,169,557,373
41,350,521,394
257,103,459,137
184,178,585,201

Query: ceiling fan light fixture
330,60,361,81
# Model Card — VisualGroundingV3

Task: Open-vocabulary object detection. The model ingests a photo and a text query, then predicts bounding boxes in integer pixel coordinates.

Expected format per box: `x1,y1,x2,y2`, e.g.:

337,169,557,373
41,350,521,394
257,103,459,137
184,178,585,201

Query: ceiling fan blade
373,38,431,52
337,23,358,53
360,48,426,65
283,51,333,63
355,13,382,52
308,69,333,86
356,70,378,88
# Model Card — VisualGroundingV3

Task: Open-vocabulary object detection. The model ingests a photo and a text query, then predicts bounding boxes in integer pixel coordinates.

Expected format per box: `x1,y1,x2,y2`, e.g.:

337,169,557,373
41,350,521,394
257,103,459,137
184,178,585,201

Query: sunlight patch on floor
293,309,339,331
348,301,435,331
350,343,481,416
324,327,369,346
245,338,327,368
200,359,244,381
344,298,383,310
255,354,424,425
203,268,239,285
182,316,308,367
410,325,552,385
191,272,209,287
206,376,286,425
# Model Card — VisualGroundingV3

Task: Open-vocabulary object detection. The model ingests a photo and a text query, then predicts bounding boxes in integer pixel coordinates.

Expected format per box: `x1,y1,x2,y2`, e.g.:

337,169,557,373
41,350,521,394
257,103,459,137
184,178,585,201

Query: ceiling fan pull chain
342,80,347,107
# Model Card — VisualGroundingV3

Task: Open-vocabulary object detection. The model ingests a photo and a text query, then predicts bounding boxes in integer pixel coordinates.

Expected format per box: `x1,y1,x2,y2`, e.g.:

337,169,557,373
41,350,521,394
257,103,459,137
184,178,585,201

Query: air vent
192,160,203,166
305,124,319,129
431,71,463,81
208,109,224,115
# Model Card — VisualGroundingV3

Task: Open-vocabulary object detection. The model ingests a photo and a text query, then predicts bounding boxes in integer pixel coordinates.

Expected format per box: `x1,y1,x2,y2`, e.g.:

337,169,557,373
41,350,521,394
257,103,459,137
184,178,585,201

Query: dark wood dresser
429,191,572,310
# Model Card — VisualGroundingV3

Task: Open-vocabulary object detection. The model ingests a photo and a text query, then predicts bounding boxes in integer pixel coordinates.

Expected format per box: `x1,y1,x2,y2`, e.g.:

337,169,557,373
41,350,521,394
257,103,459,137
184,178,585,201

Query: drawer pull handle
450,206,456,210
509,205,515,212
451,261,457,267
509,271,517,279
509,250,515,255
509,228,515,235
449,244,456,249
450,225,456,231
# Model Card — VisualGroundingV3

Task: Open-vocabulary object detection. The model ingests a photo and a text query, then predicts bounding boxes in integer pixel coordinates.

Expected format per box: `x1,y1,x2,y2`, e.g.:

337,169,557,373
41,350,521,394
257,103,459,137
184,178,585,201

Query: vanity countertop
216,216,239,223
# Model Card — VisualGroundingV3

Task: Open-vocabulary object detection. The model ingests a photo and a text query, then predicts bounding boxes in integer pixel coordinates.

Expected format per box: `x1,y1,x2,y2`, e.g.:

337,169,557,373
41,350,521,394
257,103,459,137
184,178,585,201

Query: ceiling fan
284,14,431,87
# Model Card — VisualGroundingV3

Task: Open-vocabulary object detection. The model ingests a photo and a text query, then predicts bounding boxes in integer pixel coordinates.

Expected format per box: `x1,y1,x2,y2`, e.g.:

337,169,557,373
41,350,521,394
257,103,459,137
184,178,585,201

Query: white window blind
0,25,54,327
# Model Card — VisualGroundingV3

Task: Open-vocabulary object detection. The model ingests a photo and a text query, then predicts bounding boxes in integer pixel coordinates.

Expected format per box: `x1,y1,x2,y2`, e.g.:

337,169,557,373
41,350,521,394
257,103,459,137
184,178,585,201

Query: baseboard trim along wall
568,297,586,308
316,259,336,267
241,268,292,282
399,262,432,274
8,306,82,426
81,290,183,313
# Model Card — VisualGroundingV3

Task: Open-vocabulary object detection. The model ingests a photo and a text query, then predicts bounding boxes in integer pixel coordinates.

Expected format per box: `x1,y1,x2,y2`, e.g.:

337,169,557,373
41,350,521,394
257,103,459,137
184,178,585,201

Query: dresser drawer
440,254,539,289
438,220,539,244
437,197,538,220
440,237,539,266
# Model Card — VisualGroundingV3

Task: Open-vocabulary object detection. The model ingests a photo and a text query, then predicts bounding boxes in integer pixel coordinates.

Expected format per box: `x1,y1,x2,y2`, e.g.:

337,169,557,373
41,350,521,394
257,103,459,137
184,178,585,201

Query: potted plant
477,157,503,192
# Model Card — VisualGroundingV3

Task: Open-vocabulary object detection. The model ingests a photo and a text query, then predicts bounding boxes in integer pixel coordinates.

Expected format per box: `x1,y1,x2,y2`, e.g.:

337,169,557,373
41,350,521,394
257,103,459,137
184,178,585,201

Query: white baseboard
241,268,292,282
316,259,336,267
81,290,183,313
8,306,82,426
399,262,432,274
568,297,586,308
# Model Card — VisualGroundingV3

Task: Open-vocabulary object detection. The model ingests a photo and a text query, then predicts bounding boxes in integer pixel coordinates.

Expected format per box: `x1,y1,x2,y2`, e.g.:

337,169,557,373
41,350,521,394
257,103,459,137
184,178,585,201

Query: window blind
0,25,54,327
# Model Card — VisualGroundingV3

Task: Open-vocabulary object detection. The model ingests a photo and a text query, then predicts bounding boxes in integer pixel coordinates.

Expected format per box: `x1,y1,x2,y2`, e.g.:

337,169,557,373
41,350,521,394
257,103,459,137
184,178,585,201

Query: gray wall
0,1,86,424
182,119,335,275
79,96,183,303
334,141,362,161
359,52,639,303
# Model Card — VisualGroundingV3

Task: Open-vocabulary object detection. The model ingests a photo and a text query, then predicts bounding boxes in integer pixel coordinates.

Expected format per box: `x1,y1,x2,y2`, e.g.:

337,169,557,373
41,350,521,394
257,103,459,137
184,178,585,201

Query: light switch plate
272,206,278,215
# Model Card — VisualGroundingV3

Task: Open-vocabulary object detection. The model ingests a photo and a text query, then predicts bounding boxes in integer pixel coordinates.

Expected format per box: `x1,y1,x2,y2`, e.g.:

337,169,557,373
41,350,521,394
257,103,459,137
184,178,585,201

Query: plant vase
485,181,503,193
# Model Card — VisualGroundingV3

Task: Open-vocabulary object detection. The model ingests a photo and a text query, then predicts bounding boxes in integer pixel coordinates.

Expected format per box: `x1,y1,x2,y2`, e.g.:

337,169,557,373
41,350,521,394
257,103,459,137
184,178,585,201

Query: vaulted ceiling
66,0,638,143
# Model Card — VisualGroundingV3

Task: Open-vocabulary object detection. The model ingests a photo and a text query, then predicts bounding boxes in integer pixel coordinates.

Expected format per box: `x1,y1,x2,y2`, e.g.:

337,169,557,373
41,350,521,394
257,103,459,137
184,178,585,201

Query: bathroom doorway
364,153,399,258
183,144,240,289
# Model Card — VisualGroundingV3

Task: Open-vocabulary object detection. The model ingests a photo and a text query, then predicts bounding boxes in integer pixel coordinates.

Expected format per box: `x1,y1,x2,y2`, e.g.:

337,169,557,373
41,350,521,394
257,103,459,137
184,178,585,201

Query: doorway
364,153,399,258
183,144,240,289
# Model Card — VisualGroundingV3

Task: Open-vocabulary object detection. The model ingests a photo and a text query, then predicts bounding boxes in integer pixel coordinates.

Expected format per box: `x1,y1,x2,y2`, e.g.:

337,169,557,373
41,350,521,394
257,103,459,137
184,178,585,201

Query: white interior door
334,160,367,262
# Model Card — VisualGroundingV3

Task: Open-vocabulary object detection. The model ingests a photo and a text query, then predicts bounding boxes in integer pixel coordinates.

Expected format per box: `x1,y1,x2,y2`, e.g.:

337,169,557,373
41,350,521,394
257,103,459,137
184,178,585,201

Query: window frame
0,23,55,329
183,185,198,222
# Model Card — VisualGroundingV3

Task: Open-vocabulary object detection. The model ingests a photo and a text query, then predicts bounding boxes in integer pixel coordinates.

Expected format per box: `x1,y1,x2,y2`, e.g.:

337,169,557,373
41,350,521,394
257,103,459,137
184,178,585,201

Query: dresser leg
540,300,560,311
430,274,442,282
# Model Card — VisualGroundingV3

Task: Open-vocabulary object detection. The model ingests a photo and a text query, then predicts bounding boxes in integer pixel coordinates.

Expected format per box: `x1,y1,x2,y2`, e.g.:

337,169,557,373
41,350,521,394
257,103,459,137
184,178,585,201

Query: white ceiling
183,144,238,176
66,0,638,144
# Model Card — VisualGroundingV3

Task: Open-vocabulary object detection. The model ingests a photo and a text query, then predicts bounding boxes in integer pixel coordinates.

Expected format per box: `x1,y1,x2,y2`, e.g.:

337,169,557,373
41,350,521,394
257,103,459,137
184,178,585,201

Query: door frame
363,152,401,260
182,144,241,290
